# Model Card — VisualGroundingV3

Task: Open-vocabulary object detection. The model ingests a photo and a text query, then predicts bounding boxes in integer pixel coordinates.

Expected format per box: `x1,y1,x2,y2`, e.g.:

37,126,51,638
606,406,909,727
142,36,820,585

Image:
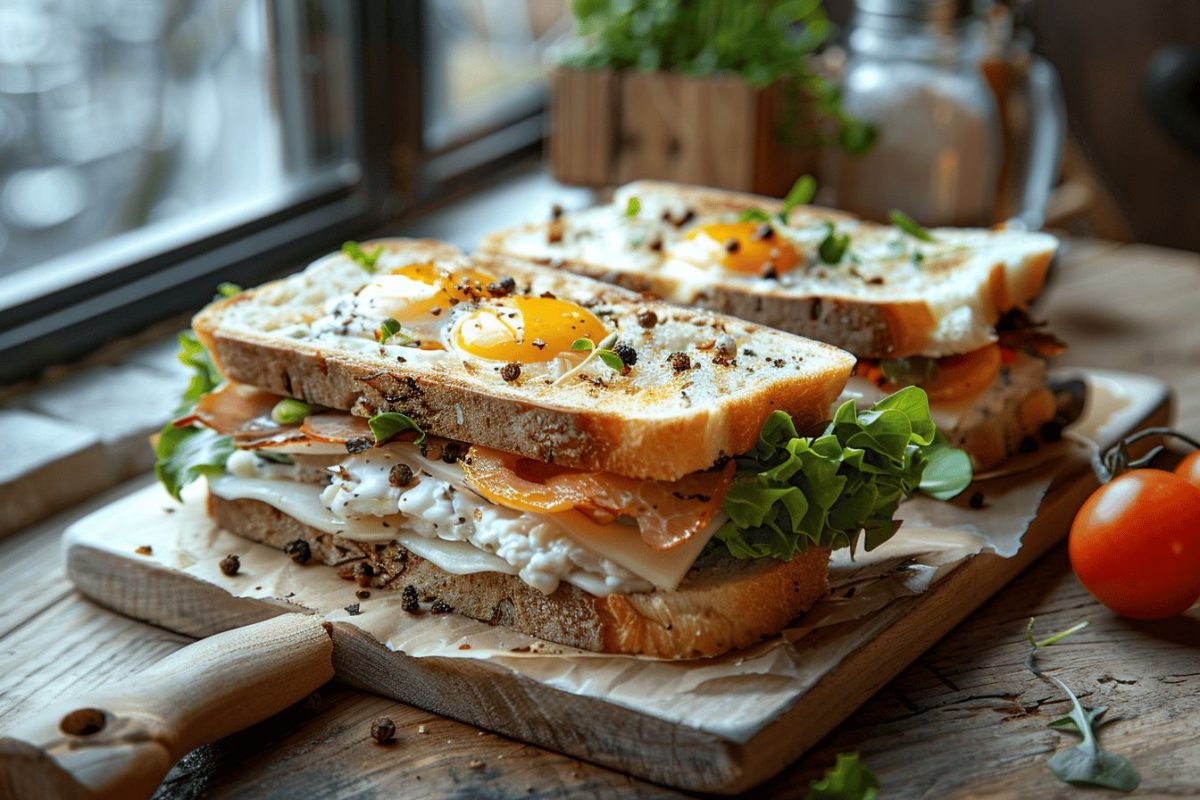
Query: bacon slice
461,446,734,551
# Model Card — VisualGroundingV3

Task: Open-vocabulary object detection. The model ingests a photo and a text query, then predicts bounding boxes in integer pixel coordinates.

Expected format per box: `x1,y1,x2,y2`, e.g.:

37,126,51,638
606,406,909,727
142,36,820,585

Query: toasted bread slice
194,239,854,481
209,494,829,659
479,181,1058,360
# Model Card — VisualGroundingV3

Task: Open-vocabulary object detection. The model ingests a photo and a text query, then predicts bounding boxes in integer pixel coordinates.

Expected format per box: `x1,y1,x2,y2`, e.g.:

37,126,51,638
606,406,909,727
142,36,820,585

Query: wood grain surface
1,236,1199,798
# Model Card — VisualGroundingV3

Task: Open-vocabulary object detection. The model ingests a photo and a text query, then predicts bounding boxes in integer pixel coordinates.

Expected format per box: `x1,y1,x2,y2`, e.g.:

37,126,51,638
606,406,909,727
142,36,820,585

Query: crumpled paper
66,369,1156,743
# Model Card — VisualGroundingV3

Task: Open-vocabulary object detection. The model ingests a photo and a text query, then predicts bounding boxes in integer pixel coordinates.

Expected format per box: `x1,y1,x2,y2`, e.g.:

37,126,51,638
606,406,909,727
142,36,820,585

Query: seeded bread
193,239,854,482
209,494,829,659
479,180,1058,360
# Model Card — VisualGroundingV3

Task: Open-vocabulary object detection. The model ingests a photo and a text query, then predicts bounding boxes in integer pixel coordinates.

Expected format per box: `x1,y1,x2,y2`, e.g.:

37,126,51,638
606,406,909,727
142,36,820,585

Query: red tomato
1069,469,1200,619
1175,450,1200,491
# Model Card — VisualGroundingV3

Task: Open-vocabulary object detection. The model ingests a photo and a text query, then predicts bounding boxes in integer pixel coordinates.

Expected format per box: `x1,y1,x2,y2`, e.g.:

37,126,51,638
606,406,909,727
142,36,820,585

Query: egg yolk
454,297,607,363
377,262,495,320
684,221,802,275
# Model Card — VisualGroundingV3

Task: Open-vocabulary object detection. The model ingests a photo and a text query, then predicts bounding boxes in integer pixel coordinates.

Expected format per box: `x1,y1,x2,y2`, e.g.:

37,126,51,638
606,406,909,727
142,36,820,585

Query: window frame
0,0,557,385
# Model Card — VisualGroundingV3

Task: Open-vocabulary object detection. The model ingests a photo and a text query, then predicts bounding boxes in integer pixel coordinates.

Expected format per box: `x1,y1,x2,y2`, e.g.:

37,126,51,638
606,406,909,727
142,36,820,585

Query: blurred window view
424,0,569,151
0,0,358,301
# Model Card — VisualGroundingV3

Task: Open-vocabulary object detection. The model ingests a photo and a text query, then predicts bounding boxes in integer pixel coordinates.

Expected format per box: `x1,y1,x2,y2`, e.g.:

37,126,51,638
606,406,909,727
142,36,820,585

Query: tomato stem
1097,427,1200,483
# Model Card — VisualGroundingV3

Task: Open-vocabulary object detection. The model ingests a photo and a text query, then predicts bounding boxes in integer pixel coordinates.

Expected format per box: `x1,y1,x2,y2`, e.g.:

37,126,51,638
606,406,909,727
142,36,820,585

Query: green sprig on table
1024,618,1140,792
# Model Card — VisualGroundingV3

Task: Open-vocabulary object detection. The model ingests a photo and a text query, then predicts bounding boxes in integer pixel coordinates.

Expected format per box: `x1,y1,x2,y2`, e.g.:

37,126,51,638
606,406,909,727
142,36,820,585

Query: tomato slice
461,446,734,550
856,344,1002,402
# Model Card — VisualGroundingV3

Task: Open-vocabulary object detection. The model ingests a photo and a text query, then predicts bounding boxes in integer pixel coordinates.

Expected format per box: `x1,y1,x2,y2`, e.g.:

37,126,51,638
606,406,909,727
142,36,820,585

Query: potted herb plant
549,0,874,195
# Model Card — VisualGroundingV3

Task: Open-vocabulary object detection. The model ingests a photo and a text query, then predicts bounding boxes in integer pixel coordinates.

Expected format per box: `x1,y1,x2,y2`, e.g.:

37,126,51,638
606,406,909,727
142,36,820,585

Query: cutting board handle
0,613,334,800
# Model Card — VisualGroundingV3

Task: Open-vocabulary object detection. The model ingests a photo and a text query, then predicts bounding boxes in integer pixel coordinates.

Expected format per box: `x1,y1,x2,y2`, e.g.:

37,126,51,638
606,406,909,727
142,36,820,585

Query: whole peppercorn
401,584,420,613
969,492,986,509
371,717,396,744
637,309,658,329
752,223,774,240
283,539,312,565
219,554,240,576
668,352,691,373
613,342,638,367
724,238,741,254
388,463,414,488
500,362,521,382
487,276,516,297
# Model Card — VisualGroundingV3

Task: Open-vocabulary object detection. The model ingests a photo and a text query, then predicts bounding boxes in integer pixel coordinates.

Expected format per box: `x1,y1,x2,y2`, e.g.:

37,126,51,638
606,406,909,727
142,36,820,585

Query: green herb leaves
215,282,243,298
343,240,384,273
369,412,426,446
738,208,771,223
377,318,413,345
1025,619,1140,793
716,387,972,560
888,209,934,242
806,752,879,800
780,174,817,223
818,222,850,264
571,336,625,371
561,2,875,156
625,196,641,218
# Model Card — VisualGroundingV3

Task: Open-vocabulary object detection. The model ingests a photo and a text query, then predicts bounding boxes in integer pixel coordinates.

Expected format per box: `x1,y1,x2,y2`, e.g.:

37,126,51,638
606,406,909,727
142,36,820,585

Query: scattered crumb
417,724,428,735
458,643,471,651
219,554,240,576
134,545,152,556
345,603,362,616
468,759,485,770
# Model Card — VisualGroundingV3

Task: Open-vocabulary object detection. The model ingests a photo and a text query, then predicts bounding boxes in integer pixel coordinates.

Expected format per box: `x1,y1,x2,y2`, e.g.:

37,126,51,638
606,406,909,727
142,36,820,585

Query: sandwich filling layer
209,442,725,597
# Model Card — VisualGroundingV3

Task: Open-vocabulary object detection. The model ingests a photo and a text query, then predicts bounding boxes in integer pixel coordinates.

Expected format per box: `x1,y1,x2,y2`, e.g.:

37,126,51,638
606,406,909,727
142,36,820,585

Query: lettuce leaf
155,332,233,499
806,752,879,800
716,387,971,559
154,423,233,501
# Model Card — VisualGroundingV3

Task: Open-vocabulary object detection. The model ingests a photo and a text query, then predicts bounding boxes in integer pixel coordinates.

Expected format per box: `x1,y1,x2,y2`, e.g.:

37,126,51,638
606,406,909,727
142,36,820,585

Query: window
0,0,567,384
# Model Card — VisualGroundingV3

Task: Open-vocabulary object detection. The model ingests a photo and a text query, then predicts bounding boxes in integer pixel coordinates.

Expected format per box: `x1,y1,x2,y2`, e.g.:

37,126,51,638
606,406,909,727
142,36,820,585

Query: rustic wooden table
2,234,1198,799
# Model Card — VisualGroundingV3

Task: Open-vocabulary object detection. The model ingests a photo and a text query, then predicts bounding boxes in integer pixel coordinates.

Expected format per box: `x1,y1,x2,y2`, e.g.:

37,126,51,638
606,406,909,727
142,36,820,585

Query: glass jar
834,0,1002,227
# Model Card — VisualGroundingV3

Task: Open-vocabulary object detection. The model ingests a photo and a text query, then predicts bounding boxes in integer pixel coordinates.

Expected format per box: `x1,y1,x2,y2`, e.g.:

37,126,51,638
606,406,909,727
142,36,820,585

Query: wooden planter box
548,66,821,196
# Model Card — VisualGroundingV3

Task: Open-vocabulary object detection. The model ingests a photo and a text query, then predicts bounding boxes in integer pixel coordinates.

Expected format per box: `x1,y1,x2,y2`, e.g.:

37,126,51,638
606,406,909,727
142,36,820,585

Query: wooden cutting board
58,370,1169,794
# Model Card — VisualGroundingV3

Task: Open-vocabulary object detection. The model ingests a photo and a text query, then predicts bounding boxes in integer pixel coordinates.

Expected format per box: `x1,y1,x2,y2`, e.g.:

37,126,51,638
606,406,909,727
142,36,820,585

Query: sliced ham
461,446,733,551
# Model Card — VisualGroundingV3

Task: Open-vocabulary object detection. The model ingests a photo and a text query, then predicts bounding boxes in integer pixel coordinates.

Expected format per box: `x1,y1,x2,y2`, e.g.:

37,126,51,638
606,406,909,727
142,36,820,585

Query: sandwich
155,238,970,659
480,181,1070,470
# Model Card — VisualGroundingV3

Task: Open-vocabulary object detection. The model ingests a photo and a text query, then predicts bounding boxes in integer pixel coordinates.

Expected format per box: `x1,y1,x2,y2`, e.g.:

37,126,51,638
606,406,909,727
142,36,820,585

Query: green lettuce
716,387,971,560
155,332,234,499
806,752,879,800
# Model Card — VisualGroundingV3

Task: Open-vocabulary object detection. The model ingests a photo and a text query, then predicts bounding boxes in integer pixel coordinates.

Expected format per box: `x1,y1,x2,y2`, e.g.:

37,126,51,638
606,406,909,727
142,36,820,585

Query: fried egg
354,262,495,340
671,221,802,276
453,296,607,363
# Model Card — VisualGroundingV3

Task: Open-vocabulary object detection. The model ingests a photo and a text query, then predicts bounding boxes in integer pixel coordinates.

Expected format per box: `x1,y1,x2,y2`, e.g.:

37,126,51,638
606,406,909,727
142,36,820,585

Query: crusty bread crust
193,240,854,481
479,180,1057,359
209,494,830,659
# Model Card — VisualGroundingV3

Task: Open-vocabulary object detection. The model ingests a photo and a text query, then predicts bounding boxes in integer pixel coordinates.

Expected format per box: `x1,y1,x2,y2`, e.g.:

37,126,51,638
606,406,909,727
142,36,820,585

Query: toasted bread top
479,181,1059,359
193,239,854,481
